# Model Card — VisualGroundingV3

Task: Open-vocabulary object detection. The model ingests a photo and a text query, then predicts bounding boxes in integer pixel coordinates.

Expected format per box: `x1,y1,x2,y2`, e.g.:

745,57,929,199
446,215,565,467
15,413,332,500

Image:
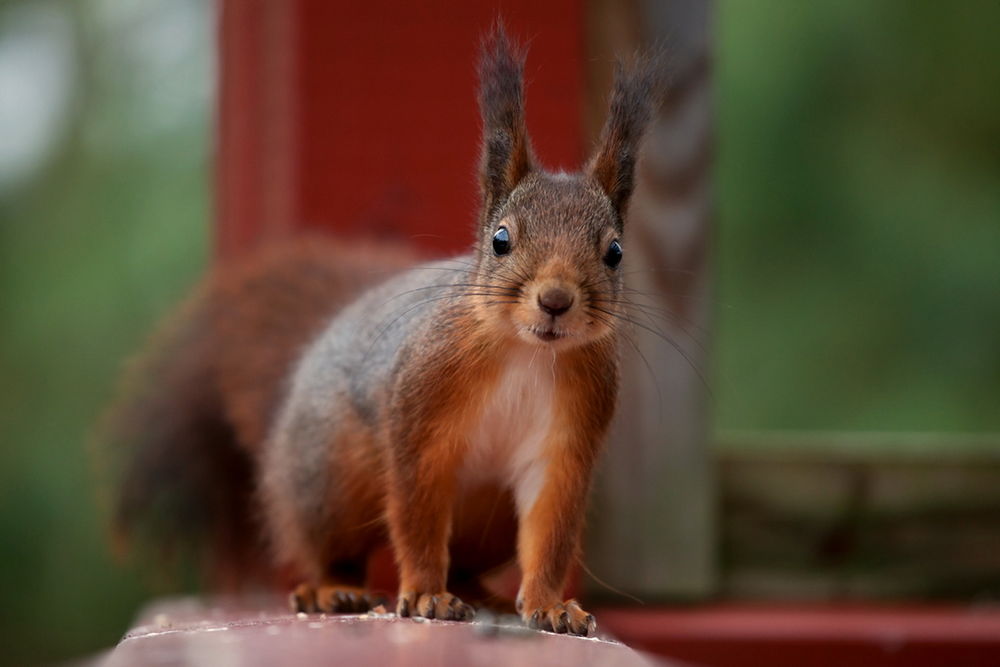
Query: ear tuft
587,53,664,225
478,23,534,221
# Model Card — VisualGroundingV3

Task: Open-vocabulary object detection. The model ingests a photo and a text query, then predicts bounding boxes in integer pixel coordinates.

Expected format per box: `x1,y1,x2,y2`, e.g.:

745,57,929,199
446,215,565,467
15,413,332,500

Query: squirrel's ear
587,56,661,225
478,25,534,219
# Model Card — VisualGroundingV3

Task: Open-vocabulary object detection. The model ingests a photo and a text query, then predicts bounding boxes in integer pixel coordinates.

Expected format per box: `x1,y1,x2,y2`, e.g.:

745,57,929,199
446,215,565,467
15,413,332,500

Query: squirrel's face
473,173,625,351
472,29,657,351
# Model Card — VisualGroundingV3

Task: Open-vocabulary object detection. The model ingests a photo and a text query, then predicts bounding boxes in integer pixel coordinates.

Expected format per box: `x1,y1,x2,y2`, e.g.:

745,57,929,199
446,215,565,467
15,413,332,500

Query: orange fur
106,26,657,639
386,324,507,595
516,341,618,612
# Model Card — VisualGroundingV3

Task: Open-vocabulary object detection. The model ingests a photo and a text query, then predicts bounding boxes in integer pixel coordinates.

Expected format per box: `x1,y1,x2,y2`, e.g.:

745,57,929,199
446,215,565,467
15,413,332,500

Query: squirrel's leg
267,404,387,615
290,560,388,614
515,437,598,636
385,434,475,621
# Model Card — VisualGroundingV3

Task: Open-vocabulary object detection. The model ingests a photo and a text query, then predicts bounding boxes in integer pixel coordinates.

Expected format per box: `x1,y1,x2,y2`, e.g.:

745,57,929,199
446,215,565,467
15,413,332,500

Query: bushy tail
97,237,419,590
97,291,260,590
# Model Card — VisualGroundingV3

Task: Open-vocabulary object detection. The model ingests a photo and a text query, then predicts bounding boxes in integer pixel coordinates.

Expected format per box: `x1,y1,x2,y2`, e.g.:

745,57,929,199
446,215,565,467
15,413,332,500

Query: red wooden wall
217,0,585,259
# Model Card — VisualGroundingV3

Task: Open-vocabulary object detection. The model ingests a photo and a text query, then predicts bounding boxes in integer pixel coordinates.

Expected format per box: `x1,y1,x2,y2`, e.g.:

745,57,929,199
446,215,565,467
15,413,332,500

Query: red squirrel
105,27,657,637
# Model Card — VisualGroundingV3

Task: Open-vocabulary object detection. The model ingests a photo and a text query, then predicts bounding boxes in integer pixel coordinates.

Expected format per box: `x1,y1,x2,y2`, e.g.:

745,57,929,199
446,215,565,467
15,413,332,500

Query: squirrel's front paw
315,586,386,614
289,583,386,614
397,591,475,621
524,599,596,636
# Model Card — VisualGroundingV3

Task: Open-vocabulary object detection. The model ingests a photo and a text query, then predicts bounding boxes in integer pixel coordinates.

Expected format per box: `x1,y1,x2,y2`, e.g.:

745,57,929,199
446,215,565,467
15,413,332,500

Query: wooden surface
103,598,671,667
101,599,1000,666
600,604,1000,667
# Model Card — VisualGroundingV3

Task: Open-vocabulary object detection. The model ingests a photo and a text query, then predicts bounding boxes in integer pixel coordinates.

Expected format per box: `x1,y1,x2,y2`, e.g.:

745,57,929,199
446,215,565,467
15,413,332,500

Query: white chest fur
461,345,557,517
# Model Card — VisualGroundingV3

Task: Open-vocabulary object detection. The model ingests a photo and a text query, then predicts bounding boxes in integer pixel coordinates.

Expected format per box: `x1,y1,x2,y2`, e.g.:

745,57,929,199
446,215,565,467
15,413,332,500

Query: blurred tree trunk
585,0,716,601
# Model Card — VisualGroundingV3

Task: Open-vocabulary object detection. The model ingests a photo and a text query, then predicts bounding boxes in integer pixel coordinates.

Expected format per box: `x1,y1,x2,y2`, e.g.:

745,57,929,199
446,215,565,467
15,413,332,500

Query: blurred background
0,0,998,664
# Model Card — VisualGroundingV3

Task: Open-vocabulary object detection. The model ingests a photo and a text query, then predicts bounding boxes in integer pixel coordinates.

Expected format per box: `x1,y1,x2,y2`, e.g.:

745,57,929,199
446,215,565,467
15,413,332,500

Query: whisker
579,274,713,354
408,256,531,288
363,293,481,363
589,305,713,396
382,282,521,304
591,297,710,355
404,262,529,297
588,308,664,411
620,283,732,309
592,287,713,338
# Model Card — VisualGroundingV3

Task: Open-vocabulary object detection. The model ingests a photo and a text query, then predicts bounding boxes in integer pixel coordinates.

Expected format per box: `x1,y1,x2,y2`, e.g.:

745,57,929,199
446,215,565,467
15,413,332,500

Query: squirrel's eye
604,239,623,268
492,227,511,256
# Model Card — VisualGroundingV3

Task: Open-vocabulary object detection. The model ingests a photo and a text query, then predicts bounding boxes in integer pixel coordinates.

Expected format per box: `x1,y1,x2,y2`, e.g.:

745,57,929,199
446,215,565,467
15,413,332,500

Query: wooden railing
717,431,1000,600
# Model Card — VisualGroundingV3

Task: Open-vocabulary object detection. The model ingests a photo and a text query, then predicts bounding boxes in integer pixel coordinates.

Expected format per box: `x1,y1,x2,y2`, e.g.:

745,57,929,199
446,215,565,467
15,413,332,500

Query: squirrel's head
471,26,659,351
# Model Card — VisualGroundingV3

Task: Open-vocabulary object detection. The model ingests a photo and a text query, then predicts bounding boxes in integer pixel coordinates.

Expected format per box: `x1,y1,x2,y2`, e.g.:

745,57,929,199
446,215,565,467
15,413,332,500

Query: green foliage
715,1,1000,431
0,1,209,663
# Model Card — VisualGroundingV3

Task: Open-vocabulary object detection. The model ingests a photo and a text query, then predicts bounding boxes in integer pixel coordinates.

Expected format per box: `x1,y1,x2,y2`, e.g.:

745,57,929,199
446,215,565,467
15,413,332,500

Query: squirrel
103,27,658,637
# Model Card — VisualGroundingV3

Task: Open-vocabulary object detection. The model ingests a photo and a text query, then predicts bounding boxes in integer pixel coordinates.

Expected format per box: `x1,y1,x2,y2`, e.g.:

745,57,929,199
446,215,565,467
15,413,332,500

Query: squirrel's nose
538,287,574,316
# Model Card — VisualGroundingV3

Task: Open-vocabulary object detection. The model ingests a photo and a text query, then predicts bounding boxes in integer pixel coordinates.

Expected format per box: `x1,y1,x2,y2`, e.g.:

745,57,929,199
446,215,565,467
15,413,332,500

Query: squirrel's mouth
533,327,564,342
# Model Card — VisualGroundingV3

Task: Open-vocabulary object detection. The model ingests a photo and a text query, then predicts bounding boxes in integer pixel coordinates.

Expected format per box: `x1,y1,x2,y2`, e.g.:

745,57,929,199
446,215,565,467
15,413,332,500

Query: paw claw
300,584,380,614
522,600,596,637
399,591,474,623
555,611,570,633
398,595,411,617
289,583,317,613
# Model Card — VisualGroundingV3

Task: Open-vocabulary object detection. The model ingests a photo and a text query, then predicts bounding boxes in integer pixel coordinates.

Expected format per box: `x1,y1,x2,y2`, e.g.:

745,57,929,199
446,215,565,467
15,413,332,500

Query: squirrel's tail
97,237,419,590
97,289,260,590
